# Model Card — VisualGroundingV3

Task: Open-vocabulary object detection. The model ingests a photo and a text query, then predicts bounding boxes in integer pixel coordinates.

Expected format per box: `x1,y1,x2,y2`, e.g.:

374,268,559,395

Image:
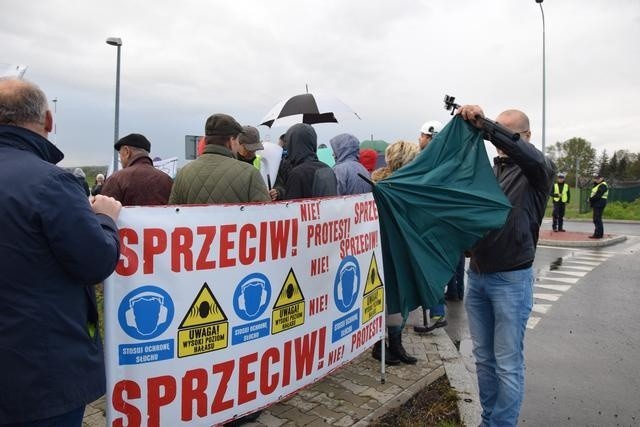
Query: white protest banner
104,193,385,426
153,157,178,179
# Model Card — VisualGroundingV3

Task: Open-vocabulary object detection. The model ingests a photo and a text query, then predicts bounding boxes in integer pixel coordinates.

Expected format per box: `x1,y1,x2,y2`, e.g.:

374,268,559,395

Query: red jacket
101,154,173,206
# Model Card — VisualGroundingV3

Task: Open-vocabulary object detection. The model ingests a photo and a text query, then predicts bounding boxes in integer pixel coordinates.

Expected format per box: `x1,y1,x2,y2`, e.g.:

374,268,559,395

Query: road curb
539,235,627,248
430,328,482,427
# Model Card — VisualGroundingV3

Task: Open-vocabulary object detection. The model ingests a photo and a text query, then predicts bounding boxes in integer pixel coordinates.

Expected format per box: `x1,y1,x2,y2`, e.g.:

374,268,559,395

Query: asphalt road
444,220,640,426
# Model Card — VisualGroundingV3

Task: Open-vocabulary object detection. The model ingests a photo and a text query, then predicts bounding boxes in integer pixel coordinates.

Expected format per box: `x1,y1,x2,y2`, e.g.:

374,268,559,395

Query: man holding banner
0,77,122,426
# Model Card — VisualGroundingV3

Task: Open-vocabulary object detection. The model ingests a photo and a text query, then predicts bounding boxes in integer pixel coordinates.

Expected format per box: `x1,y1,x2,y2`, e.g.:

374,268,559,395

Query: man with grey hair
101,133,173,206
0,77,122,426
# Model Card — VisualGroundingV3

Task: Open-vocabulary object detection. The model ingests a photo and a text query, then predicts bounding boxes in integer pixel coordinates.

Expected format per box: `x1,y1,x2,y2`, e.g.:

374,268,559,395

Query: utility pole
52,98,57,144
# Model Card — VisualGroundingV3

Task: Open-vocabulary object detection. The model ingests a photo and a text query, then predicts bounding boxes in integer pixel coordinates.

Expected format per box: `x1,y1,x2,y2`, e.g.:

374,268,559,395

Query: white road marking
539,276,580,284
527,317,541,329
532,304,552,314
563,260,600,266
546,270,588,277
572,256,609,262
535,284,572,292
559,265,594,271
534,293,561,301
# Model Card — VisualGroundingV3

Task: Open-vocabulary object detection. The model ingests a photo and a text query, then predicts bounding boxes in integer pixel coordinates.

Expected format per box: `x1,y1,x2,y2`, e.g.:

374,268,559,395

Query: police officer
552,172,570,232
589,173,608,239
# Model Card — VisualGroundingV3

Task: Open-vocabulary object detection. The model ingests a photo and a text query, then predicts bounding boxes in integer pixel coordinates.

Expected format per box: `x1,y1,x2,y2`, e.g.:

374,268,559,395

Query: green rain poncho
372,115,512,319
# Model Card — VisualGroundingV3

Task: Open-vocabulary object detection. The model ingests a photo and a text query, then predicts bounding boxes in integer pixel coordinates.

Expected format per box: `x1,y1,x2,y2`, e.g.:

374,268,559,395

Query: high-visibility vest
252,155,262,170
590,181,608,200
553,182,569,203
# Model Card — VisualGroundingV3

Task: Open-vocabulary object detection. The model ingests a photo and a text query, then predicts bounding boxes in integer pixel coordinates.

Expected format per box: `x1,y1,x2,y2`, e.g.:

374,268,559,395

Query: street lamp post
535,0,546,154
106,37,123,174
52,98,57,144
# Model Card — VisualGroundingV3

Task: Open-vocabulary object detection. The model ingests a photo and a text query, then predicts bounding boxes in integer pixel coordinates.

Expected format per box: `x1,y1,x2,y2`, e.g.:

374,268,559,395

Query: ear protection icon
238,279,267,317
125,292,168,335
337,263,358,305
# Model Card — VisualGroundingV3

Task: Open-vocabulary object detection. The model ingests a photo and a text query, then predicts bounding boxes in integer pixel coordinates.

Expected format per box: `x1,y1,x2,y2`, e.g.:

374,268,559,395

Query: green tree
597,149,609,176
628,153,640,180
552,137,596,184
608,152,619,179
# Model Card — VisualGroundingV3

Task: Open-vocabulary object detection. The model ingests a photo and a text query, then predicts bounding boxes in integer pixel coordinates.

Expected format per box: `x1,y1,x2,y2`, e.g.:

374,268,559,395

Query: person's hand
458,105,485,129
91,195,122,222
269,188,279,201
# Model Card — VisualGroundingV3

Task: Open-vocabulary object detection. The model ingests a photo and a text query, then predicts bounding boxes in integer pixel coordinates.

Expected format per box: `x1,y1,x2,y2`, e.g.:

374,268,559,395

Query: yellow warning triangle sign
273,268,305,309
363,252,384,294
179,283,228,328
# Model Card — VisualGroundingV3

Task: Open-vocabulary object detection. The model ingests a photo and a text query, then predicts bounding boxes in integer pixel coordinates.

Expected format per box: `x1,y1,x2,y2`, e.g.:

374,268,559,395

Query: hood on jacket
359,149,378,172
285,123,318,167
329,133,360,164
73,167,86,179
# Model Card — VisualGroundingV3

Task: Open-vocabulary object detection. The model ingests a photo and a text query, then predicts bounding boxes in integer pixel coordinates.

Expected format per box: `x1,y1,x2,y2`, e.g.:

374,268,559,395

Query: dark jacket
281,123,337,200
101,153,173,206
169,143,270,204
91,183,103,196
330,133,372,195
589,181,608,208
470,132,556,273
0,125,120,424
77,178,90,196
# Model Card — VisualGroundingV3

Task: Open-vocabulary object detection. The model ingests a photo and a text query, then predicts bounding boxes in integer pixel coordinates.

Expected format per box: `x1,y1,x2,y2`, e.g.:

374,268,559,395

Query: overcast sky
3,0,639,167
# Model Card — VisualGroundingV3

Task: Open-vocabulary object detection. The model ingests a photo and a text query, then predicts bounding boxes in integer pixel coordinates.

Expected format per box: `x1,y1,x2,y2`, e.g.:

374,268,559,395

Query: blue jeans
1,407,85,427
465,267,533,427
429,303,445,317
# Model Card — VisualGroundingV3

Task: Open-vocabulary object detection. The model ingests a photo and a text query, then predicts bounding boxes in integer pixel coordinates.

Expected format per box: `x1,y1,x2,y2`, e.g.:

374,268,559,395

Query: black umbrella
260,93,360,128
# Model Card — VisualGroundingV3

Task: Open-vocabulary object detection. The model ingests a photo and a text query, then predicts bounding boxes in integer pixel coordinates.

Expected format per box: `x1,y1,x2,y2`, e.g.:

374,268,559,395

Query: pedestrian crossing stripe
363,252,383,294
179,283,228,328
533,293,561,301
527,317,541,329
565,260,600,266
539,276,579,284
532,304,551,314
561,265,593,271
548,270,588,277
535,284,571,292
273,268,305,309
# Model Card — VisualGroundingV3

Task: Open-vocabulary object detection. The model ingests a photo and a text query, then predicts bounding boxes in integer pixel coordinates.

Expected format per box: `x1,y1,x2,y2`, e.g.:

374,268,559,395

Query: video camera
443,94,519,142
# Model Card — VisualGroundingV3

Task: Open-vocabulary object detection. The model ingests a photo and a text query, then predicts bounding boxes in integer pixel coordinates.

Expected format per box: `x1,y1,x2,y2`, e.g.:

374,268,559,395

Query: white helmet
420,120,443,136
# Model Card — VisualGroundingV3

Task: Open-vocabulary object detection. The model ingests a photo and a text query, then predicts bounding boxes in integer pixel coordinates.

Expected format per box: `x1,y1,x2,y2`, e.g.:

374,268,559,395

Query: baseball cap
205,113,243,136
114,133,151,151
558,172,566,178
238,125,264,151
420,120,443,136
593,172,603,178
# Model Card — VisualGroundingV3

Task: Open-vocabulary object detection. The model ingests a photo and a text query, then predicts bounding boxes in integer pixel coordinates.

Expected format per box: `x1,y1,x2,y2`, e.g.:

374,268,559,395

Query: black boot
388,333,417,365
371,340,400,365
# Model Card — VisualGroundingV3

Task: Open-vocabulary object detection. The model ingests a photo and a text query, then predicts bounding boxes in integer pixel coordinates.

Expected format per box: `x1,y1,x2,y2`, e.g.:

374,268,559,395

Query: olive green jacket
169,144,270,204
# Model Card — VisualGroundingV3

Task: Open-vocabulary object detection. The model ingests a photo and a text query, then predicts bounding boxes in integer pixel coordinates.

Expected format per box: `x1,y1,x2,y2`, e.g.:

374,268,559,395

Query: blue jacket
329,133,372,195
0,125,120,423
